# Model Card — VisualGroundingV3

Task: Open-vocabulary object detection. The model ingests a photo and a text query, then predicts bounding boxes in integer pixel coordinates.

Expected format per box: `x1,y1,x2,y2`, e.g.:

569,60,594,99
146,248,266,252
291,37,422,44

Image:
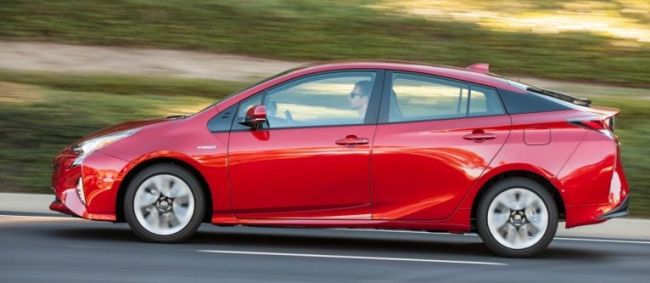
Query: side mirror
243,105,267,129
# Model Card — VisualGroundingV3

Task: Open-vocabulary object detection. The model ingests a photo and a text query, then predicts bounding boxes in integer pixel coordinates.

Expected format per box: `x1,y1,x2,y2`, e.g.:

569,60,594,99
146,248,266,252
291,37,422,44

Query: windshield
194,67,304,115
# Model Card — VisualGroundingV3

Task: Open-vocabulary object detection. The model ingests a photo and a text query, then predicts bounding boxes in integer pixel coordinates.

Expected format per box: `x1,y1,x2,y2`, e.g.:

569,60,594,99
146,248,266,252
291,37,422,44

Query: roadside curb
0,192,54,215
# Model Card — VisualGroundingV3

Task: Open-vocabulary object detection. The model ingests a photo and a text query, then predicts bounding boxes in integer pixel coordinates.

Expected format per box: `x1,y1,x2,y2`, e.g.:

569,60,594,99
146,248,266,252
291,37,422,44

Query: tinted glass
207,104,237,132
235,71,377,129
498,89,572,114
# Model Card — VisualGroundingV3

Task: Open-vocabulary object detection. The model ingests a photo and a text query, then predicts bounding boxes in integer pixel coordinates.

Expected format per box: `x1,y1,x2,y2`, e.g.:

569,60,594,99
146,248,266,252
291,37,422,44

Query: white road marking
554,237,650,245
0,214,76,223
0,214,66,218
334,228,650,245
197,249,507,266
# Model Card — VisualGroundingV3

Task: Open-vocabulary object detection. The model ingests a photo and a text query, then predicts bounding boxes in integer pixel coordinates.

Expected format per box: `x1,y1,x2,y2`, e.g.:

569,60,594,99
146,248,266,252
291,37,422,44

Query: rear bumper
559,129,630,228
599,195,630,220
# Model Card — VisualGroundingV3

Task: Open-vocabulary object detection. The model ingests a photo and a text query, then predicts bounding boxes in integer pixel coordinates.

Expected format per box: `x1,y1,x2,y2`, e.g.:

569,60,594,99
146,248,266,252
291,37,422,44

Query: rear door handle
463,132,496,142
336,135,369,146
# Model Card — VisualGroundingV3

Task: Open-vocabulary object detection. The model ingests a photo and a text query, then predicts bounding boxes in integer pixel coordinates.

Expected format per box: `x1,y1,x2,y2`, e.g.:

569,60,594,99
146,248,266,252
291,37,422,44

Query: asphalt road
1,215,649,283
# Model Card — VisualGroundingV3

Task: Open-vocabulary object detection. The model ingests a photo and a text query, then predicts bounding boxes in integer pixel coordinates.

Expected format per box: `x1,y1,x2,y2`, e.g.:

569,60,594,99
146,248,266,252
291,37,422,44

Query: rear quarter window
498,89,572,114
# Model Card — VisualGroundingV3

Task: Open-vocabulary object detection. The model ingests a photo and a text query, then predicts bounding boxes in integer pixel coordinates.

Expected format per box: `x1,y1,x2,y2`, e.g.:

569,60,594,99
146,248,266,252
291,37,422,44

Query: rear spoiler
527,86,592,107
569,105,619,133
588,106,620,119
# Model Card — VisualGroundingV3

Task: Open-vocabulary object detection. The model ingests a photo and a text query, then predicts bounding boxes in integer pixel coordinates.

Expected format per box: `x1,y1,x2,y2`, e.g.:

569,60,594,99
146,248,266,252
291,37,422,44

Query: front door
228,70,384,220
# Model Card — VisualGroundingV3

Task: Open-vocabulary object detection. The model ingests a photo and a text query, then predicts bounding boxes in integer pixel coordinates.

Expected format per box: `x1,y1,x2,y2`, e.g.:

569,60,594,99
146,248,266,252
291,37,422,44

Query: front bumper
49,190,115,221
50,150,128,222
49,195,74,216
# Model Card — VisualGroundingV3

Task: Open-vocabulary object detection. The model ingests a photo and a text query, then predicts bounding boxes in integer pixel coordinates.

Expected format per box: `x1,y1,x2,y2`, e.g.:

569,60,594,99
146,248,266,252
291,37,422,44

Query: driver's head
349,80,372,109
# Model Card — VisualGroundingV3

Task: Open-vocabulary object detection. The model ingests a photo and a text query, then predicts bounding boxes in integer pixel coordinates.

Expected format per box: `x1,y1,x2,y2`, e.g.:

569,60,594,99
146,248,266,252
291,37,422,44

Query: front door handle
336,135,369,146
463,131,496,142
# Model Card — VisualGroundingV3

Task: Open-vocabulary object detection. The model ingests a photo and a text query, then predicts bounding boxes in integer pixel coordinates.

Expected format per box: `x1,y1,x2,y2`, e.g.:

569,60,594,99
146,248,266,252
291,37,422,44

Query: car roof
291,61,524,93
210,60,526,112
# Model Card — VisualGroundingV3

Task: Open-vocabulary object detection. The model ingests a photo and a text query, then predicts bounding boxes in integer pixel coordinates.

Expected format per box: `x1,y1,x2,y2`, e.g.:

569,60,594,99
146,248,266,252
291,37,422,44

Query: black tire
124,163,205,243
476,177,558,257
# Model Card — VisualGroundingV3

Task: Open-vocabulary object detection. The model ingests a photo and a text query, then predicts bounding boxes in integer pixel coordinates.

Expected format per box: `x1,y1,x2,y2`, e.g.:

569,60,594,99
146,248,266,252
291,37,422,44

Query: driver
349,80,372,120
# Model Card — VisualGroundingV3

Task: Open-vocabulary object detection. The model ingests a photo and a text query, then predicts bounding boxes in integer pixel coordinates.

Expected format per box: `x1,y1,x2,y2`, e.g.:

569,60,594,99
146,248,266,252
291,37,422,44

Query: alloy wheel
486,187,549,250
133,174,195,236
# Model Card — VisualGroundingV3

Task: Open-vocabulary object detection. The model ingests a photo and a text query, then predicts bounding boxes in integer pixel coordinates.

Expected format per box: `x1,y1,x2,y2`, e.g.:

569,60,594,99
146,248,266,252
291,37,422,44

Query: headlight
72,129,138,166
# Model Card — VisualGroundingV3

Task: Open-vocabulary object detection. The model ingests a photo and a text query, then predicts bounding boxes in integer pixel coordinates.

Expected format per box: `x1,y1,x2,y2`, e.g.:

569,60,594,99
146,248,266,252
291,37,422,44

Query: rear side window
386,72,504,123
469,85,504,117
498,89,572,114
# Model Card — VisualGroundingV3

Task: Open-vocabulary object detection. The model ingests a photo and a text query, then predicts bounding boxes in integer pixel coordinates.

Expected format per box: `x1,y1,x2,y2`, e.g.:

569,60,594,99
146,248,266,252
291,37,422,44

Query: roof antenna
466,63,490,74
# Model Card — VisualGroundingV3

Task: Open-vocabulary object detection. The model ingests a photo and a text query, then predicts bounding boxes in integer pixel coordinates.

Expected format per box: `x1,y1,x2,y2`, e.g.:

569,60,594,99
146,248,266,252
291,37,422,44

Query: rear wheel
124,164,205,243
476,177,558,257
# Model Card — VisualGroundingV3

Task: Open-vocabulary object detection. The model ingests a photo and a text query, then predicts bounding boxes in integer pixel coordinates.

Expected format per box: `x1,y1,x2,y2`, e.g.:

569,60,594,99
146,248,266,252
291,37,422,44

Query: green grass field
0,71,648,216
1,0,649,86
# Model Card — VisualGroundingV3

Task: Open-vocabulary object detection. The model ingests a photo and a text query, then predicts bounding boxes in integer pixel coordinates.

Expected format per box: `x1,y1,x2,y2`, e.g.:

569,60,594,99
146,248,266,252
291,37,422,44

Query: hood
71,116,184,147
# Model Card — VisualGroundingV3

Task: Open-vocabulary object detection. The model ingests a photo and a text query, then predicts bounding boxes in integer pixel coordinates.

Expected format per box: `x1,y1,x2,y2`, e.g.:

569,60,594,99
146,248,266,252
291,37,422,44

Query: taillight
606,116,614,131
569,117,614,139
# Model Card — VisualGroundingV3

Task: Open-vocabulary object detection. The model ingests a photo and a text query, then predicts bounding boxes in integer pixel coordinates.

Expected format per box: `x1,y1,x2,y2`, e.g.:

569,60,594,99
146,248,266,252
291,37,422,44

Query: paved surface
1,214,649,283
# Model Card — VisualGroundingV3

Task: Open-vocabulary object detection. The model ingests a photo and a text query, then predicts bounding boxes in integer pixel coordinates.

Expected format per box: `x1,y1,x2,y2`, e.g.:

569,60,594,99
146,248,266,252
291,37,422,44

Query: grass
0,71,649,216
1,0,650,86
0,71,246,98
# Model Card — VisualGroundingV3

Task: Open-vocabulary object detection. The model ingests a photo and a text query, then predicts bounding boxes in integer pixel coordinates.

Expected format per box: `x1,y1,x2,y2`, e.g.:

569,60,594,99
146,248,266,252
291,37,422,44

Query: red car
50,61,630,257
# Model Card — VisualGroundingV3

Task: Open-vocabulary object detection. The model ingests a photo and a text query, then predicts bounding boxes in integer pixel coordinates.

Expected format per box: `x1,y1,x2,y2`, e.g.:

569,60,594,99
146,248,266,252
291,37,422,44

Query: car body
50,61,630,257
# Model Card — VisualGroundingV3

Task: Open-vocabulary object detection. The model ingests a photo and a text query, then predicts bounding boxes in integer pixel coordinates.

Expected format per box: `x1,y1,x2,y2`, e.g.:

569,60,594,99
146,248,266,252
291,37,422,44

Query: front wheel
124,164,205,243
476,177,558,257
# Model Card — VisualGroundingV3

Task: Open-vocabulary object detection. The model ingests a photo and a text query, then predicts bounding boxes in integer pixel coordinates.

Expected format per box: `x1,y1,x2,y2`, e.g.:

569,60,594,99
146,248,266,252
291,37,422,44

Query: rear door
371,71,511,220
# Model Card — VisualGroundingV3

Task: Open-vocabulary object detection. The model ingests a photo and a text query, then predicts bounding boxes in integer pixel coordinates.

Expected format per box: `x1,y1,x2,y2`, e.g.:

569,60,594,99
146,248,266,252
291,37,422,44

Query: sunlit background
374,0,650,44
0,0,648,215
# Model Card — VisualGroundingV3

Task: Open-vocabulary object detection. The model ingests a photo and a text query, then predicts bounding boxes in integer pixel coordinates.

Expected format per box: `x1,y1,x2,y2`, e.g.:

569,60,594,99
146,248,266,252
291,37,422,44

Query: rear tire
124,164,205,243
476,177,558,257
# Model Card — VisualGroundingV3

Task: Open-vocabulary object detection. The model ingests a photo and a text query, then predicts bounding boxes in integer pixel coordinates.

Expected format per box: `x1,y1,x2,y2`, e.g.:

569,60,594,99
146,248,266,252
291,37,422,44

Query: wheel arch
470,170,566,231
115,157,213,223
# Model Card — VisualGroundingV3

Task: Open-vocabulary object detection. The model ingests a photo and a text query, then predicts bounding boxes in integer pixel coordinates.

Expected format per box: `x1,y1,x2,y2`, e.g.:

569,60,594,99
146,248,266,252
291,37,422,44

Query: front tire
476,177,558,257
124,164,205,243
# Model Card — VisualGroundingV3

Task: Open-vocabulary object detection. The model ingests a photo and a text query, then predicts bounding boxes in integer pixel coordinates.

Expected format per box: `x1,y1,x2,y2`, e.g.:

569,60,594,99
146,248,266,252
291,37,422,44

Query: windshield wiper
166,114,191,119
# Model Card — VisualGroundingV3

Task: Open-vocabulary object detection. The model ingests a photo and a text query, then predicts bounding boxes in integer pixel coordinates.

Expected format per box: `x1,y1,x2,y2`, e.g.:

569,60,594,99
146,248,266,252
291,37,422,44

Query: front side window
235,71,377,129
387,72,504,123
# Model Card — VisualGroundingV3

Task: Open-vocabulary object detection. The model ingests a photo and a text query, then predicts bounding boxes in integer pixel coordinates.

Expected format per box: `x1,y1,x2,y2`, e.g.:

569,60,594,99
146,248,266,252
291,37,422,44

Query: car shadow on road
48,224,614,261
